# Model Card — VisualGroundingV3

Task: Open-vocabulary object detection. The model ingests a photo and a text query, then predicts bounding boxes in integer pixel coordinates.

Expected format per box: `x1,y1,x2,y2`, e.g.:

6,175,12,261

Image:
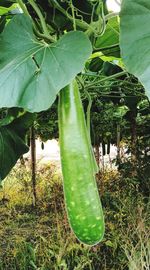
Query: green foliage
0,2,18,15
0,14,92,112
0,164,149,269
35,101,58,141
0,126,28,181
89,99,127,146
28,0,107,33
95,17,120,57
0,0,149,182
0,16,6,33
0,109,35,181
88,57,104,73
120,0,150,99
0,0,149,258
103,62,123,77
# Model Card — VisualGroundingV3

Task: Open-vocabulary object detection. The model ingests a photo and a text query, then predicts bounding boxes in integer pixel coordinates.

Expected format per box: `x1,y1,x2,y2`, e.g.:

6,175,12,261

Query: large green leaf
0,109,36,181
0,126,28,181
0,14,92,112
120,0,150,99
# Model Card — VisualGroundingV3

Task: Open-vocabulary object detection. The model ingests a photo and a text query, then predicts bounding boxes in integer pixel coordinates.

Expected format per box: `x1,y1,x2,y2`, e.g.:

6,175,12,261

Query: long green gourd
58,79,105,245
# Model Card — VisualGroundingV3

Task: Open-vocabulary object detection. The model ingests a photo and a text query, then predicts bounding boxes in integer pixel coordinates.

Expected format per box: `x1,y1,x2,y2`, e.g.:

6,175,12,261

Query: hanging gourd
58,79,105,245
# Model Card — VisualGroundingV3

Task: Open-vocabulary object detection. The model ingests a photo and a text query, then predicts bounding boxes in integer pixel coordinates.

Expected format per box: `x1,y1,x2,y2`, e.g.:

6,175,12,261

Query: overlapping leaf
95,17,120,57
95,17,119,49
0,126,28,181
120,0,150,99
0,110,36,181
0,14,92,112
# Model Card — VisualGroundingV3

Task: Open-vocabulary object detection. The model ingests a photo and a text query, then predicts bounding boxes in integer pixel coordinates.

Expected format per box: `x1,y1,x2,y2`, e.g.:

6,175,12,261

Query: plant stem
17,0,30,16
17,0,55,42
35,31,55,43
86,71,128,88
51,0,89,30
93,43,119,53
28,0,55,42
105,12,119,21
70,0,76,31
28,0,49,36
51,0,108,36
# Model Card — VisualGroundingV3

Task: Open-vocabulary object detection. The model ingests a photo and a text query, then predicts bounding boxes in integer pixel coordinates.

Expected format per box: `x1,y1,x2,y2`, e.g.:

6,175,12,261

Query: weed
0,163,149,270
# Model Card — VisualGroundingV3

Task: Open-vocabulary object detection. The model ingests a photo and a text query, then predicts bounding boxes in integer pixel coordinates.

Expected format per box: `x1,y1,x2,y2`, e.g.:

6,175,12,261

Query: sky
106,0,121,12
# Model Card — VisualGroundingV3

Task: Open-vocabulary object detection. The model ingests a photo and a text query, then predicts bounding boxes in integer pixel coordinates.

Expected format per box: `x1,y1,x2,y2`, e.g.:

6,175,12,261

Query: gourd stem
17,0,30,16
70,0,76,31
28,0,55,42
17,0,55,42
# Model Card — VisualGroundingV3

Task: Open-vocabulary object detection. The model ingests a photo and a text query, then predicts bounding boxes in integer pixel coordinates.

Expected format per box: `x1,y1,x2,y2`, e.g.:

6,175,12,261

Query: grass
0,162,149,270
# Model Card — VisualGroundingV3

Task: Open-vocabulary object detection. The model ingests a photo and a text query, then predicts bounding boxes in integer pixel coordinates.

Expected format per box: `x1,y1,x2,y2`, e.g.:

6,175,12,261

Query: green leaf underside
120,0,150,99
95,17,119,49
0,127,28,180
0,14,92,112
0,110,35,181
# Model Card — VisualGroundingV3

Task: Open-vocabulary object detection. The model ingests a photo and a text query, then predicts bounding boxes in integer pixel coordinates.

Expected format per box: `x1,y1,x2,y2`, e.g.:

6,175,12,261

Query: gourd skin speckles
58,80,105,245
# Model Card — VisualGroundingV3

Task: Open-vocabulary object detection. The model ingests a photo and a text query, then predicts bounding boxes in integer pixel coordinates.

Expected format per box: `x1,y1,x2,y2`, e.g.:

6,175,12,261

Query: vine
17,0,55,42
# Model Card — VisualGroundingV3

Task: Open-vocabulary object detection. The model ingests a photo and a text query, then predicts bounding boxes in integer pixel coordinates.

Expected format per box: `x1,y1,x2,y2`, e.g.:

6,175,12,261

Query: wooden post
30,125,37,207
